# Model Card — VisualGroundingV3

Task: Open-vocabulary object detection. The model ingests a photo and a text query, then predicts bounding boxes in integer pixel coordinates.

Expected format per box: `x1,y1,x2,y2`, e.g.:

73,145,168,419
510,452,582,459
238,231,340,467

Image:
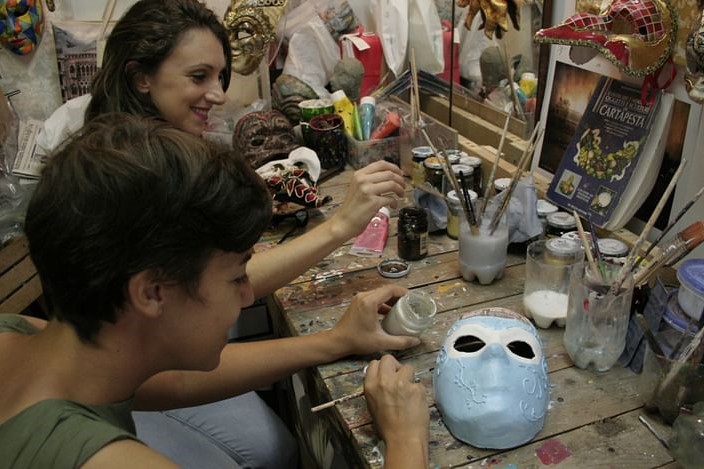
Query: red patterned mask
534,0,677,77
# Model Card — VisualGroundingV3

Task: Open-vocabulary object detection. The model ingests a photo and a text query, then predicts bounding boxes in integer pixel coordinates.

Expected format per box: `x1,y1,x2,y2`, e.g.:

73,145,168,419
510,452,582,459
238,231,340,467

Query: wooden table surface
260,168,680,469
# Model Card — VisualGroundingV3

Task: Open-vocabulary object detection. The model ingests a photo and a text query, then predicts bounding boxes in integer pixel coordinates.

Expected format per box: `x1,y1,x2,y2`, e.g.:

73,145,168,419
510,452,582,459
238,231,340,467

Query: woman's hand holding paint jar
364,355,429,468
330,160,405,241
331,284,421,355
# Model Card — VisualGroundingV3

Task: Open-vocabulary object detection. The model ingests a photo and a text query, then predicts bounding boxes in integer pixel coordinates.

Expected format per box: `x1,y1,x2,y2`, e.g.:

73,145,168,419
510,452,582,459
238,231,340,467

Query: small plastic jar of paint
398,207,429,260
382,290,437,336
597,238,629,262
443,164,473,195
446,189,477,239
424,156,445,192
411,146,433,187
459,155,483,194
545,212,576,239
536,199,558,237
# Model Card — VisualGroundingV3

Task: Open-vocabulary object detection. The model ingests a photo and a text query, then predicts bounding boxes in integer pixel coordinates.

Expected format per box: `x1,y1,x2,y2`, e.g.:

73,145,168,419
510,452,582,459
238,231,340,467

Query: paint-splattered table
262,169,679,469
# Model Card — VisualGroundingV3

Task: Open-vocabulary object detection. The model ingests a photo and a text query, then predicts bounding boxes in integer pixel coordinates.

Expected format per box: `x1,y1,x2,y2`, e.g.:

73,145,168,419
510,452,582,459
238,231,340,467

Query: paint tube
370,111,400,140
331,89,355,137
350,207,390,257
353,103,364,141
359,96,376,141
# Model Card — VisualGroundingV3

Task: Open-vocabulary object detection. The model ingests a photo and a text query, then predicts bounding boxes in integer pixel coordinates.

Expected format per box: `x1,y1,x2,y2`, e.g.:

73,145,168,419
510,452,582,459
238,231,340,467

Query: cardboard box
346,134,400,169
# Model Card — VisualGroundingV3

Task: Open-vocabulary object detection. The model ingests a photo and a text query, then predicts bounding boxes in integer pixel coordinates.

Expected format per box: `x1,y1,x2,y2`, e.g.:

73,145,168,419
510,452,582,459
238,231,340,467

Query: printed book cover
546,76,660,228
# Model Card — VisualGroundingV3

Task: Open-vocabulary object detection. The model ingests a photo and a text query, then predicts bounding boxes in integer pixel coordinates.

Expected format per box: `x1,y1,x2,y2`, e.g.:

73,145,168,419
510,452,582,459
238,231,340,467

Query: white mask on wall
434,308,549,449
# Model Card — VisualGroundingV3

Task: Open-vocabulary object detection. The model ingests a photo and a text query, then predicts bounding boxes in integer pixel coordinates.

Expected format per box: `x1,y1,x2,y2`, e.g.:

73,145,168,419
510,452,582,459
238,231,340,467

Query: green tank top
0,314,140,468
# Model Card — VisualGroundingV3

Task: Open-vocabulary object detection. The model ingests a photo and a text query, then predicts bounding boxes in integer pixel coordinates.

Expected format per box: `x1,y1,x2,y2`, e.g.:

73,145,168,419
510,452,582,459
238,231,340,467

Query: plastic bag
283,15,340,98
371,0,408,77
408,0,444,74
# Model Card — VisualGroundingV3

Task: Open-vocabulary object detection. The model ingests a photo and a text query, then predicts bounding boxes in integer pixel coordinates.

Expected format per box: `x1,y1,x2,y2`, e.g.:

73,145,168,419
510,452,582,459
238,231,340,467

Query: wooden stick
312,369,431,412
409,49,422,128
573,210,601,281
612,158,687,294
635,184,704,269
479,108,513,218
488,124,542,233
311,389,364,412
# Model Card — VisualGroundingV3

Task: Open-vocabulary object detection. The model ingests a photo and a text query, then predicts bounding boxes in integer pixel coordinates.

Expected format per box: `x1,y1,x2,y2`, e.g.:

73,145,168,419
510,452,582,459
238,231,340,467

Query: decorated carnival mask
458,0,521,39
223,0,288,75
685,6,704,103
434,308,549,449
534,0,677,78
0,0,43,56
233,110,300,169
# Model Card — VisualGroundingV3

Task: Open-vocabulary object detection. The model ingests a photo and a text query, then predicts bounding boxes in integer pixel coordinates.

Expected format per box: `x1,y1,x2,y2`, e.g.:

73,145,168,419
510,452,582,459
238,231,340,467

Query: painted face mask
685,6,704,103
233,110,300,169
434,307,549,449
0,0,43,56
224,0,287,75
534,0,677,78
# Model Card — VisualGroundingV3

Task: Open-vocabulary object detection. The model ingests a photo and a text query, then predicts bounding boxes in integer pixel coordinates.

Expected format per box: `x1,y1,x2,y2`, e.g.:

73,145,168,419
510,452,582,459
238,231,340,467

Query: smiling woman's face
0,0,43,55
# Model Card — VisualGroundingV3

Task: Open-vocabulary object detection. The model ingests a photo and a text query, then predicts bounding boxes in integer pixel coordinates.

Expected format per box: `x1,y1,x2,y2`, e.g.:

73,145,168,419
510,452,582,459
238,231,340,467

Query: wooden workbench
261,168,680,469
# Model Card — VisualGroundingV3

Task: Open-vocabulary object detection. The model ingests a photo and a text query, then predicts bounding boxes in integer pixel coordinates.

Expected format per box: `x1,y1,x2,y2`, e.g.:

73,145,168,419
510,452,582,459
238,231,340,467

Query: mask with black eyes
434,307,549,449
232,110,300,169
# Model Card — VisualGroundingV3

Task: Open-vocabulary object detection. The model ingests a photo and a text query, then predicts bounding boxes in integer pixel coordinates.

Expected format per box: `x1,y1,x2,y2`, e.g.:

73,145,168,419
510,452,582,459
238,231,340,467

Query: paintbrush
612,159,687,294
488,124,542,234
656,323,704,399
633,221,704,287
573,210,601,281
634,185,704,269
479,109,513,219
587,218,606,279
311,369,432,412
459,170,477,227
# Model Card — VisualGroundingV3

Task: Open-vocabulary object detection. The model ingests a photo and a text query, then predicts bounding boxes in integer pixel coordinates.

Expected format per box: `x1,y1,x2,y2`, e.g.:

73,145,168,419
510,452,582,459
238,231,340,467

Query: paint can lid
378,259,410,278
546,212,576,229
460,155,482,168
360,96,376,106
597,238,629,257
536,199,558,216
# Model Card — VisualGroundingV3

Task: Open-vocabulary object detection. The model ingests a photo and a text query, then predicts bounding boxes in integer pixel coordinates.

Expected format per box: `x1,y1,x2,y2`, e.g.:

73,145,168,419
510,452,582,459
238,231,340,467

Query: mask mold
434,307,549,449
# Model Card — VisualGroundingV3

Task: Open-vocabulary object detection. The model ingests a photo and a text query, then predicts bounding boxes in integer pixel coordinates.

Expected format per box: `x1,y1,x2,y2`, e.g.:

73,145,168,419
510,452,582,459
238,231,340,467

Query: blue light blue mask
434,308,549,449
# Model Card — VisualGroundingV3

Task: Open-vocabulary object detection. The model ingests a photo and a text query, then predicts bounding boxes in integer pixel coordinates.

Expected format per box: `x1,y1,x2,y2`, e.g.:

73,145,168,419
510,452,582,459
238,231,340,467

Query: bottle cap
536,199,558,216
331,89,347,102
378,259,410,278
446,189,477,203
597,238,628,257
424,156,443,169
378,206,391,218
360,96,376,106
546,238,582,256
460,155,482,168
546,212,576,229
452,164,474,176
494,177,511,191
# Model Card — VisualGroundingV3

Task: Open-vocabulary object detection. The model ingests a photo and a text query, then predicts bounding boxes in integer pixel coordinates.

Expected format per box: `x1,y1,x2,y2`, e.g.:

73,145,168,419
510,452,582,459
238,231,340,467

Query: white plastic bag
408,0,444,74
283,16,340,98
371,0,408,77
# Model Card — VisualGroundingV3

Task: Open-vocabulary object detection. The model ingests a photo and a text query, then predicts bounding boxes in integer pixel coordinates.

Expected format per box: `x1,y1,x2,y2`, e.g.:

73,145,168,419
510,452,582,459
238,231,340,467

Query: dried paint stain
536,439,571,465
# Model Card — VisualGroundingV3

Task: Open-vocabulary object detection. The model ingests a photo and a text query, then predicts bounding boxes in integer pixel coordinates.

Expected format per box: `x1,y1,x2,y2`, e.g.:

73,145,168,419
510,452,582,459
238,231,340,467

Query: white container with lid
382,290,437,336
677,259,704,321
546,212,577,238
597,238,629,259
494,177,511,193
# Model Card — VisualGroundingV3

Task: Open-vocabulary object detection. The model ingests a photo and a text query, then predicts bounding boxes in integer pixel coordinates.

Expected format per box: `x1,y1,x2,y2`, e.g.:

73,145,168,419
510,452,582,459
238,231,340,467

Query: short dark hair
25,113,271,342
86,0,232,121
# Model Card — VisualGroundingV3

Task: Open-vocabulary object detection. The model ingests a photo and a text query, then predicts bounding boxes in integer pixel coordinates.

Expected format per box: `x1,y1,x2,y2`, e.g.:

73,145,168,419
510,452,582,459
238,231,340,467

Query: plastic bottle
350,207,390,257
331,89,355,137
359,96,375,141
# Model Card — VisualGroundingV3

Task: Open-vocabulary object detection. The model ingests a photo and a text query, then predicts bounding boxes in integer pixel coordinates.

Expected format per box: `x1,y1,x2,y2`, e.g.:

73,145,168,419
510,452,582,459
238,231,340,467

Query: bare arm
134,284,420,410
82,439,179,468
247,161,406,299
364,355,429,469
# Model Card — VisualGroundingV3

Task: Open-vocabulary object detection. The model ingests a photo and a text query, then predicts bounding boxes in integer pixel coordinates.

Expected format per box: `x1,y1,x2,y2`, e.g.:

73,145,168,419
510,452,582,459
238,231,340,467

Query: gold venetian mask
224,0,288,75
